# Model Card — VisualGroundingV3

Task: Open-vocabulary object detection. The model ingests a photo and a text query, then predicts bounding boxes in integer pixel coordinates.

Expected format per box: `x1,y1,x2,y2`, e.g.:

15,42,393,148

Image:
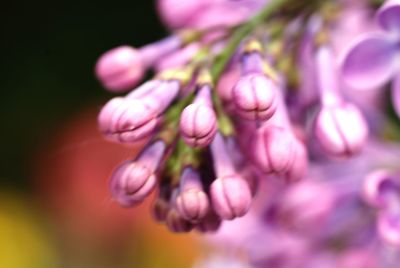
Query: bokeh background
0,1,200,267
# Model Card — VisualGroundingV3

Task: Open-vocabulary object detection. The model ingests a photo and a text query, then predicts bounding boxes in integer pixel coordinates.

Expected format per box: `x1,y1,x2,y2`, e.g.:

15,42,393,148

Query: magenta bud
180,86,217,147
175,168,209,222
125,80,162,100
176,189,209,222
180,104,217,147
284,140,308,182
116,99,159,142
95,46,145,92
252,126,296,174
210,175,252,220
377,211,400,246
139,36,182,67
275,181,336,234
363,170,396,208
377,0,400,34
315,102,368,157
110,141,165,207
155,43,200,72
157,0,208,29
232,73,278,120
110,161,157,207
98,98,158,143
98,97,126,138
217,66,241,103
210,133,253,219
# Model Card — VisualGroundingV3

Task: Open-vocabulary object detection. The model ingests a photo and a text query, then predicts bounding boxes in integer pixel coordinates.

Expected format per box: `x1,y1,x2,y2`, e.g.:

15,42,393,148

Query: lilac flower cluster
95,0,400,266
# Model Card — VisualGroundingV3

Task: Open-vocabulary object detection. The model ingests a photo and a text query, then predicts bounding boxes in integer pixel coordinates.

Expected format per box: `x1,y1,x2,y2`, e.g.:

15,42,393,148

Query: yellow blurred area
0,191,58,268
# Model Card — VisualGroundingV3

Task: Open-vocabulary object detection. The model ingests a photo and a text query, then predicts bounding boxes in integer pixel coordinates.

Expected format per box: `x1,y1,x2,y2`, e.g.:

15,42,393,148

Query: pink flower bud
175,167,209,223
210,133,252,220
98,80,180,143
98,98,158,143
180,85,217,147
315,102,368,157
95,46,145,92
166,189,193,233
217,65,241,103
284,140,308,182
377,211,400,246
155,43,200,72
185,1,266,30
251,126,296,174
97,97,126,138
377,0,400,34
110,141,166,207
363,170,397,208
139,36,182,67
125,79,162,99
210,175,252,220
157,0,209,29
232,73,278,120
274,181,336,234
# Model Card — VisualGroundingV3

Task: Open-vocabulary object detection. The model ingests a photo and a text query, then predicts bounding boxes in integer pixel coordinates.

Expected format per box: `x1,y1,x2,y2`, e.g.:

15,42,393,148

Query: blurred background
0,1,200,267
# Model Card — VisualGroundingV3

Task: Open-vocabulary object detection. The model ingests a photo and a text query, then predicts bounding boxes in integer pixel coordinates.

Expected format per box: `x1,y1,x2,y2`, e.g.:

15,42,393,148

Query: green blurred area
0,0,165,189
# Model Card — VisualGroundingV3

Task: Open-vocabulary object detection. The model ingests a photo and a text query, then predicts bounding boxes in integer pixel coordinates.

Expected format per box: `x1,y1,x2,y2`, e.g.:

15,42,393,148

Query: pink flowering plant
95,0,400,266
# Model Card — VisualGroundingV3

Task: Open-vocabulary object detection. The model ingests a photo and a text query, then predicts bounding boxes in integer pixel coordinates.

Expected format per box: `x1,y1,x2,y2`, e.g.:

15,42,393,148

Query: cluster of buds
95,0,400,266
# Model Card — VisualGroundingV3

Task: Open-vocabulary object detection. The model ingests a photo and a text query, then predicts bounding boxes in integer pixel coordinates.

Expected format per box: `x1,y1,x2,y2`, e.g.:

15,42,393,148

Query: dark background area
1,1,165,190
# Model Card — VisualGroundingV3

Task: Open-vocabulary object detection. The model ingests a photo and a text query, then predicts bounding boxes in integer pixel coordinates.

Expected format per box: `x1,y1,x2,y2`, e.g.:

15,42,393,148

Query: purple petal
341,32,397,89
392,73,400,118
377,0,400,34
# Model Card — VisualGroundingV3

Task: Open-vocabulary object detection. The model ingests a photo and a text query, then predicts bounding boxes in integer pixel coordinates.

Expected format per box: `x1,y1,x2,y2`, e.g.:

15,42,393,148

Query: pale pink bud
210,133,252,220
284,140,308,182
210,175,252,220
157,0,209,29
166,189,193,233
363,170,396,208
175,167,209,223
275,181,336,234
377,211,400,246
251,126,296,174
315,102,368,157
232,73,278,120
180,85,217,147
217,65,241,103
125,79,162,99
139,36,182,67
110,141,166,207
98,80,180,143
155,43,200,72
95,46,145,92
98,97,158,143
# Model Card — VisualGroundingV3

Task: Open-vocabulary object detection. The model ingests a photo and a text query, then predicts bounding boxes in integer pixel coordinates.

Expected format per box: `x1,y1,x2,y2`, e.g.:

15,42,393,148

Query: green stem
210,0,292,82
